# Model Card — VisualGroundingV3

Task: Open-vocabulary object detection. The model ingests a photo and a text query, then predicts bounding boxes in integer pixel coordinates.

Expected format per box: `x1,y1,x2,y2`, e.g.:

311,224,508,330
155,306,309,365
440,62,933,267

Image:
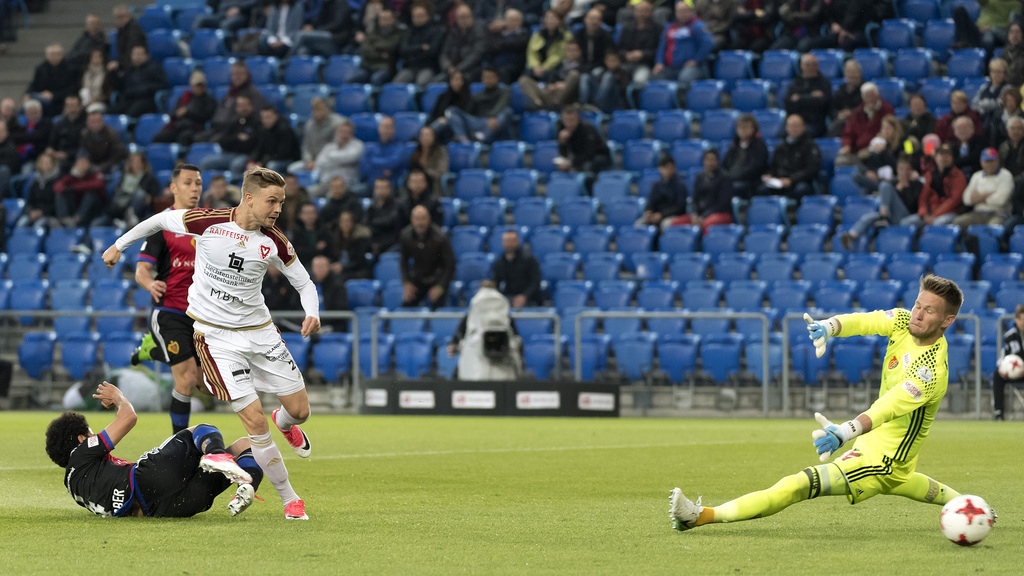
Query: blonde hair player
103,167,320,520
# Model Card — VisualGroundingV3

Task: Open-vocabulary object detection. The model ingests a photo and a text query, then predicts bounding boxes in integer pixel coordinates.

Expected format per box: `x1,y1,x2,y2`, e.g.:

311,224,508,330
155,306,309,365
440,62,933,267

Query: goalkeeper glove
803,313,839,358
810,412,863,462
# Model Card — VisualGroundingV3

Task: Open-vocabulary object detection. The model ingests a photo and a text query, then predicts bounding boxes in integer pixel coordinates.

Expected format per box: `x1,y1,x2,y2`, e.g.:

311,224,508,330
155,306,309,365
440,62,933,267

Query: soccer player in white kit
102,167,320,520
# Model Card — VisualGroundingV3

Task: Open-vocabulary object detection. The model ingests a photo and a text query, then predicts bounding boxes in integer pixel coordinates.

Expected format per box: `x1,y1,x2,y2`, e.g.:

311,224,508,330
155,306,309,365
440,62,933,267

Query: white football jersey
116,208,318,329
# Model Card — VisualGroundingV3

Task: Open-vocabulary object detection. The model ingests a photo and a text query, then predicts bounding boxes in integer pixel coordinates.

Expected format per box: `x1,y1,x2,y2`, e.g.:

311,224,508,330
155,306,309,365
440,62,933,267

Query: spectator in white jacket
953,147,1015,226
313,120,363,196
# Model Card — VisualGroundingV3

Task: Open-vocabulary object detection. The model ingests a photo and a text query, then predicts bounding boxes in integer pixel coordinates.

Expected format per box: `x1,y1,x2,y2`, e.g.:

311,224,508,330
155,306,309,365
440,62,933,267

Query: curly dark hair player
45,382,263,518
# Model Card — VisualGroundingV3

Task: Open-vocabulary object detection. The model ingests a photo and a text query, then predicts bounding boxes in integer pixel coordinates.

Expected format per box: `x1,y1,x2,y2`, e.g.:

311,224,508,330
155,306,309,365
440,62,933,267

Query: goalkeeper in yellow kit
670,275,967,530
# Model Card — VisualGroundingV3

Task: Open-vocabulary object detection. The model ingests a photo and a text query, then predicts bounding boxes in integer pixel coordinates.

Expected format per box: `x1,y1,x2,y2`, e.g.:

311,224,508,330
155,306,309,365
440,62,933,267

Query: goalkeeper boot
200,453,253,485
272,409,311,458
669,488,703,531
130,333,162,365
227,483,255,516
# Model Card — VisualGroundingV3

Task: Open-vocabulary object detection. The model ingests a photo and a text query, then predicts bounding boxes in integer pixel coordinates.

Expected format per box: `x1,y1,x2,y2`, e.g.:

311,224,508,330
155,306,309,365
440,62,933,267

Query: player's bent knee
801,464,849,499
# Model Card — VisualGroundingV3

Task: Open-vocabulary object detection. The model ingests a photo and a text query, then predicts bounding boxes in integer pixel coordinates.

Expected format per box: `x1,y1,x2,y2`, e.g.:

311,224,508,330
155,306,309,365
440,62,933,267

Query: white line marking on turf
1,440,741,471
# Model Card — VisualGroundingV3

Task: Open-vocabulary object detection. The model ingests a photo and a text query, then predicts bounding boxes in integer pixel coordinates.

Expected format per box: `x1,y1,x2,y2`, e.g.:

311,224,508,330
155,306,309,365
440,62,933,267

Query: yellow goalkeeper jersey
835,308,948,481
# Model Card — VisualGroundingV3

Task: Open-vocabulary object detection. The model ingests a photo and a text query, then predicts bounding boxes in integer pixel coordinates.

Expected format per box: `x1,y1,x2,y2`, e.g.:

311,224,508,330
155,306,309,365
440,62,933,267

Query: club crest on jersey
260,245,271,259
168,341,180,355
901,380,922,399
917,366,932,382
888,355,899,370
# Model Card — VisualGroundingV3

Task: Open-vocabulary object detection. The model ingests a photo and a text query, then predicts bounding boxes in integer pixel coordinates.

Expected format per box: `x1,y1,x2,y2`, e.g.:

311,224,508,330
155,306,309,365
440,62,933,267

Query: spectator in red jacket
902,144,966,228
836,82,894,166
935,90,983,144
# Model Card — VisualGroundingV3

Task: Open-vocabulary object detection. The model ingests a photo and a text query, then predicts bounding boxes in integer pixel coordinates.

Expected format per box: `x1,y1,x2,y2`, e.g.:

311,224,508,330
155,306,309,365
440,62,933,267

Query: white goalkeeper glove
803,313,839,358
810,412,863,462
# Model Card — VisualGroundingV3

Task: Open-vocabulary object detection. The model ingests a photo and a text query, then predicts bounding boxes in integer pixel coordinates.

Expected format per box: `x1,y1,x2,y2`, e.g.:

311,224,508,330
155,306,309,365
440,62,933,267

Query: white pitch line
1,439,747,471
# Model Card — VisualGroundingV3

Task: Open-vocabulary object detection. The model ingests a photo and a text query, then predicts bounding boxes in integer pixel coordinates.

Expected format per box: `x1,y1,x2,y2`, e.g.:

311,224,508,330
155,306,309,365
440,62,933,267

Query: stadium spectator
277,173,310,232
67,14,109,69
79,48,110,108
54,154,106,227
426,69,471,139
436,5,488,82
652,1,713,92
359,115,406,182
0,98,16,134
616,0,661,86
836,82,894,166
770,0,823,51
309,255,349,332
26,44,78,117
199,95,259,175
329,210,373,280
519,40,583,112
841,155,922,250
293,0,355,56
16,153,59,228
935,90,983,144
951,0,1014,54
992,304,1024,420
408,126,448,195
952,147,1014,226
581,51,631,113
487,9,530,85
998,116,1024,210
260,264,302,332
80,103,128,173
782,54,831,137
1002,23,1024,85
45,95,86,173
759,113,821,200
903,144,966,228
972,58,1009,119
248,106,301,174
394,4,444,86
315,120,364,193
289,201,330,266
852,115,902,195
555,103,611,173
0,122,19,198
365,177,403,255
694,0,738,52
828,59,863,137
492,228,542,308
731,0,777,53
110,45,167,118
12,99,51,169
575,8,615,74
721,113,770,200
93,151,159,227
351,9,402,86
200,174,241,209
206,61,265,135
668,149,733,234
640,155,688,230
444,68,513,144
289,98,343,176
802,0,878,51
901,93,937,142
110,4,147,73
522,10,574,84
45,385,262,518
399,204,456,309
951,115,986,176
196,0,260,47
153,71,217,147
320,175,363,225
259,0,305,58
983,85,1024,149
398,168,443,228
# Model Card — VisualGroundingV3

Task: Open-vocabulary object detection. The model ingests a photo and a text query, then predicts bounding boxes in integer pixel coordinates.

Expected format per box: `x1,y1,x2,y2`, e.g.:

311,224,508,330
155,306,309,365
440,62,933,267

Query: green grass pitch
1,412,1020,575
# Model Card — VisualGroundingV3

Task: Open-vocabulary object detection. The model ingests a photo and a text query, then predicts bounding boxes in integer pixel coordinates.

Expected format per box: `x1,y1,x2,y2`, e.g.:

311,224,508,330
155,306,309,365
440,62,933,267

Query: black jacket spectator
647,174,688,219
47,106,86,170
574,22,615,74
27,57,79,116
366,195,403,255
783,75,831,136
398,19,444,72
329,220,373,280
492,248,542,306
68,18,110,68
556,117,612,173
831,80,862,122
426,76,471,125
617,19,661,68
769,132,822,187
307,0,354,53
722,134,771,199
902,111,937,142
114,14,147,69
692,168,734,217
111,51,167,117
399,223,456,291
466,84,512,118
250,114,301,166
80,120,128,173
488,24,531,84
215,112,259,155
439,19,487,81
313,269,349,332
397,178,444,228
319,189,364,229
953,134,987,176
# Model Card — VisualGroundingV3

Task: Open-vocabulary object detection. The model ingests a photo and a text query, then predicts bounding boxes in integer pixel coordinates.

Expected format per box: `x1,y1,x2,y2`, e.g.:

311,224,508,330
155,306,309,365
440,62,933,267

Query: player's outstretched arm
804,313,842,358
93,382,137,446
810,412,872,462
107,210,192,268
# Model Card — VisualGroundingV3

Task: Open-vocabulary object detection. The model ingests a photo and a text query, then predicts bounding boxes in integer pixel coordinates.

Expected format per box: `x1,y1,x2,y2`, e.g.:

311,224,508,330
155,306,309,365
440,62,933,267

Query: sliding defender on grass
45,382,263,518
670,275,991,530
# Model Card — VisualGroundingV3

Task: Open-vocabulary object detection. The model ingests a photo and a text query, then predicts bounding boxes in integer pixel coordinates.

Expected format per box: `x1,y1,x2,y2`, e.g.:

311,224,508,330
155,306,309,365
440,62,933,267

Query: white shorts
192,323,305,409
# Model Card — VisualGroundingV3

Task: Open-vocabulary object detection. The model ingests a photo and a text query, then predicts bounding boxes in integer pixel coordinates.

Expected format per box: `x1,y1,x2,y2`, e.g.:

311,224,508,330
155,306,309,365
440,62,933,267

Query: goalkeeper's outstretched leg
671,464,849,529
889,473,960,506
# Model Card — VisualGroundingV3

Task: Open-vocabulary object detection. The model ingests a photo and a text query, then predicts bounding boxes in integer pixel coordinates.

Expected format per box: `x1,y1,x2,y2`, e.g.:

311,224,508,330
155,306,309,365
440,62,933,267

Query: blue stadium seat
592,171,633,206
657,333,700,382
189,28,227,59
257,84,288,113
874,77,906,107
147,29,183,61
387,307,428,333
670,138,711,172
524,334,565,379
968,224,1004,261
448,142,485,173
520,111,558,144
162,57,196,87
359,333,394,376
604,197,645,229
946,333,974,382
450,225,487,257
466,197,507,227
61,332,102,379
438,197,462,228
455,252,496,282
514,307,557,339
858,279,903,310
48,253,88,282
683,280,724,309
919,77,956,107
489,141,527,173
981,253,1023,284
174,4,211,33
786,223,829,257
669,252,712,283
947,48,985,84
6,227,45,255
202,57,236,88
531,140,561,175
660,225,701,254
713,252,756,281
724,279,768,311
994,281,1024,311
138,5,173,33
844,253,886,283
622,139,663,172
607,110,648,144
134,114,169,146
700,333,745,383
652,110,692,142
959,280,991,313
759,50,799,83
102,331,143,369
346,279,381,308
795,197,837,229
290,84,332,119
756,253,799,282
747,333,784,382
612,332,657,380
512,196,551,227
553,281,593,312
816,137,842,176
901,0,940,22
18,331,57,379
570,225,613,257
852,48,890,80
246,56,280,85
451,168,494,201
878,19,917,51
638,80,680,112
893,48,934,88
746,196,789,227
932,252,975,285
531,226,571,262
752,108,786,139
810,49,845,78
923,19,955,62
813,279,858,311
8,253,47,280
541,252,581,288
283,55,323,86
631,252,669,281
374,253,401,283
769,279,812,308
556,197,597,227
700,109,740,142
714,50,754,90
324,55,362,85
546,172,586,204
841,195,882,229
392,111,426,142
377,83,418,115
686,80,725,115
701,223,744,256
799,253,844,282
336,84,374,116
732,79,771,111
103,114,130,143
146,143,180,172
886,252,931,285
312,333,352,382
874,225,916,255
347,112,381,142
594,279,636,309
637,280,678,309
184,142,221,167
832,336,877,384
616,225,656,262
394,333,436,378
567,332,611,381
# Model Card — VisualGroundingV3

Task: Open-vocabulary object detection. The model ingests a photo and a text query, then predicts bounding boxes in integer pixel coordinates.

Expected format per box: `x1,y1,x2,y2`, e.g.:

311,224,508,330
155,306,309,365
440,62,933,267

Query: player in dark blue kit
45,382,263,518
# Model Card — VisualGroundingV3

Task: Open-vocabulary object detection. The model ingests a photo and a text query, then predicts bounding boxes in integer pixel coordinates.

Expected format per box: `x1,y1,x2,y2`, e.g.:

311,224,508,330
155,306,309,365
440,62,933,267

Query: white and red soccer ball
997,354,1024,380
940,495,994,546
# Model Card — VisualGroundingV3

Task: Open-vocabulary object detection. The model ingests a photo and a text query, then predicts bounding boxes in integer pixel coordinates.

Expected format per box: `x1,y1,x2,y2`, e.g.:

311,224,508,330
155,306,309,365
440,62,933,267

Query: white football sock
275,406,306,431
248,432,299,504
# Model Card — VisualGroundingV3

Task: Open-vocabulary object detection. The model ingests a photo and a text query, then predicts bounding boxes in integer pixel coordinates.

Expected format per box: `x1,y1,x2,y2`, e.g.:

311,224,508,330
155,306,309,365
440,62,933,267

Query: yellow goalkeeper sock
709,471,812,524
890,473,960,505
